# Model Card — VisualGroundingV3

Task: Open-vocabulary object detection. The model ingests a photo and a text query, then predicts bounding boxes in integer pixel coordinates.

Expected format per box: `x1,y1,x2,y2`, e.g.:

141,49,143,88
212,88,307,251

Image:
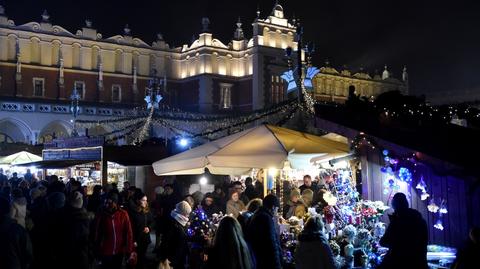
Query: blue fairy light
382,149,389,156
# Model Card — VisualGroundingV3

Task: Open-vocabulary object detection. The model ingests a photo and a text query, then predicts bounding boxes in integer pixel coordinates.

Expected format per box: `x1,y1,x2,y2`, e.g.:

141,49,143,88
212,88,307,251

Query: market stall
0,151,42,179
152,124,457,268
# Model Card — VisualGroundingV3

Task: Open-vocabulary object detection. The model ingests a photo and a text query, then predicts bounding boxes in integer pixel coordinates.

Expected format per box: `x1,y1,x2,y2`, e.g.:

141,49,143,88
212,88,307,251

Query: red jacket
94,208,134,256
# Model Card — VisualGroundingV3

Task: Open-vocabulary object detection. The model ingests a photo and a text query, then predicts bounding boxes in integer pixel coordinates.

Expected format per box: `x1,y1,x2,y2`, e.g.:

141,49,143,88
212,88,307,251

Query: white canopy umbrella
152,125,350,176
0,151,42,165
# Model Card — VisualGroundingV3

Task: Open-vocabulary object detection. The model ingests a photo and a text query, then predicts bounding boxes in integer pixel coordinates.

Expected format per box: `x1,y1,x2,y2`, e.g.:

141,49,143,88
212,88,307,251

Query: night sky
3,0,480,96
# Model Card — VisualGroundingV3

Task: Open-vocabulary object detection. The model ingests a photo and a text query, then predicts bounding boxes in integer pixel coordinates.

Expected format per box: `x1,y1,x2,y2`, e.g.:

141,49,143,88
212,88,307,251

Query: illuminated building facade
0,3,407,144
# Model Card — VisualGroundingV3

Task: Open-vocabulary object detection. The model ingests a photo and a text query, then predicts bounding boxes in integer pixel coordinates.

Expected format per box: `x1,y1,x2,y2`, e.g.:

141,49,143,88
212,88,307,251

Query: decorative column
15,49,22,97
58,53,65,99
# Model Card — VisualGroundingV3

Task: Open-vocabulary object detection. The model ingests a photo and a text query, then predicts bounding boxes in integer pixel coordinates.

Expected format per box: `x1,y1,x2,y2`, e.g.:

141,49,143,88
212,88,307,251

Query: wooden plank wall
360,147,474,248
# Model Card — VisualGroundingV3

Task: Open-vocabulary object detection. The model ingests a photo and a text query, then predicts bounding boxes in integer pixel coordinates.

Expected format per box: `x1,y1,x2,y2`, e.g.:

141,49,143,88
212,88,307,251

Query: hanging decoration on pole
70,86,81,136
134,69,165,145
281,23,319,114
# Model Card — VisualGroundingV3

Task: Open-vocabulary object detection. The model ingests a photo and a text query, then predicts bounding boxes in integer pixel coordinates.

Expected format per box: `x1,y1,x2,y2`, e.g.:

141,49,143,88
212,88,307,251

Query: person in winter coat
87,185,103,213
128,191,154,269
453,227,480,269
93,192,135,269
226,191,246,218
0,195,33,269
158,201,192,269
205,216,254,269
201,193,220,218
295,215,336,269
379,192,428,269
246,194,282,269
244,177,256,201
237,198,262,233
10,188,27,228
59,191,91,269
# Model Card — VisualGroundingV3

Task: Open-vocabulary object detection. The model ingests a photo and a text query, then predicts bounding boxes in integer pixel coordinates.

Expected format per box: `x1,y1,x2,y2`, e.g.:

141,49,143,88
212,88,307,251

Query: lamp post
282,21,318,106
144,69,164,110
70,87,80,136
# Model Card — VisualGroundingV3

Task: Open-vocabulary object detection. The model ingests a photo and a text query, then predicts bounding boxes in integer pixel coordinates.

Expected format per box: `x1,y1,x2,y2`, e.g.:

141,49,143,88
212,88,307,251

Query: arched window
31,38,41,64
51,41,61,65
115,49,124,73
7,35,17,61
0,133,14,143
72,43,81,68
91,46,100,69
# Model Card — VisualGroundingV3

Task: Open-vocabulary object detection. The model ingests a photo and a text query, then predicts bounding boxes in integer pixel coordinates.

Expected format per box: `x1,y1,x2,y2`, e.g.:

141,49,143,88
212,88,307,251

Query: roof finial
234,17,244,40
157,33,164,41
256,5,261,19
0,4,5,15
402,65,408,82
41,9,50,22
201,17,210,32
124,24,131,35
85,19,92,28
382,65,390,80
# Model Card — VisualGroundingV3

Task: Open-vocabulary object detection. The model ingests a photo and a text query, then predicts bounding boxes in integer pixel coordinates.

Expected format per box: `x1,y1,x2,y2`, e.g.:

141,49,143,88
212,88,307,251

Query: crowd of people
0,168,478,269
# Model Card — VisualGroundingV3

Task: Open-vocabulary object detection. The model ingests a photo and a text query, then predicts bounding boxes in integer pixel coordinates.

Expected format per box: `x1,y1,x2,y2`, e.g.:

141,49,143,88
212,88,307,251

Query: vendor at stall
283,189,306,219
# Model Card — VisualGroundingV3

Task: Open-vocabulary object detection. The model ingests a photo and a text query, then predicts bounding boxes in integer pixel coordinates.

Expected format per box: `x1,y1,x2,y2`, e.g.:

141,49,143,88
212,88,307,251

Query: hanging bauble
428,199,439,213
434,219,444,231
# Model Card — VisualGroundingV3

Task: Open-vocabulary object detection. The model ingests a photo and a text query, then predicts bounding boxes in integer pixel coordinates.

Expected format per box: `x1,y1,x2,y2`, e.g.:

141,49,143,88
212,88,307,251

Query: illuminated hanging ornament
428,199,439,213
434,220,444,231
415,177,427,192
439,200,448,214
382,149,389,156
398,167,412,183
420,192,430,201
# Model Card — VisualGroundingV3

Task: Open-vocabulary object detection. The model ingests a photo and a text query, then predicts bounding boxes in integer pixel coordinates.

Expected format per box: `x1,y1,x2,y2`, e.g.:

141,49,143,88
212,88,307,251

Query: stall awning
0,151,42,165
152,124,350,176
16,160,95,169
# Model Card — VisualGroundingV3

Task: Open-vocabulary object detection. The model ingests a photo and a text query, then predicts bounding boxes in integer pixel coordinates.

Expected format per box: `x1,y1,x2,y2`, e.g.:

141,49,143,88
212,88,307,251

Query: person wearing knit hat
158,201,191,269
93,190,134,269
59,191,90,269
0,195,33,269
69,191,84,209
283,188,307,219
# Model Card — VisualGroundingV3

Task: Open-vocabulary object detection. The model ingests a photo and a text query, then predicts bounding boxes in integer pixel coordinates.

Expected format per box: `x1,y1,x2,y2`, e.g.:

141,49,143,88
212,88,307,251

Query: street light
281,21,319,105
144,69,164,110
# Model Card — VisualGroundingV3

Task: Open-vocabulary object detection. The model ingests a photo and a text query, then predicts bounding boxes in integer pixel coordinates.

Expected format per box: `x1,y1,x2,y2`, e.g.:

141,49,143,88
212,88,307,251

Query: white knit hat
175,201,192,216
69,191,84,209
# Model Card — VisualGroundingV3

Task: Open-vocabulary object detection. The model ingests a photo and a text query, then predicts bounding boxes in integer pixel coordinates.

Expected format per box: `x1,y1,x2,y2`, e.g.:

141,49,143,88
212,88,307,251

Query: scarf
171,210,189,227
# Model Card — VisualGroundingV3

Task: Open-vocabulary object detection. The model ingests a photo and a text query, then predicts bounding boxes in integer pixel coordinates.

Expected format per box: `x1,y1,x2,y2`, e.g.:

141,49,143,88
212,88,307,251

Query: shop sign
43,147,102,161
45,136,104,149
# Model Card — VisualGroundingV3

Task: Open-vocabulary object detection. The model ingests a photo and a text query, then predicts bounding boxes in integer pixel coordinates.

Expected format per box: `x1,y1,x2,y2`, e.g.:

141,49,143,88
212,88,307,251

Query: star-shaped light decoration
303,66,320,90
144,94,163,109
281,70,297,93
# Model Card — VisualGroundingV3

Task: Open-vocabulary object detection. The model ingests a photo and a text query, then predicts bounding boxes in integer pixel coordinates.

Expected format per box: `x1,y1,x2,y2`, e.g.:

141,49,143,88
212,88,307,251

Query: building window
33,78,45,97
219,83,232,109
0,133,14,143
74,81,85,100
112,85,122,102
271,75,284,104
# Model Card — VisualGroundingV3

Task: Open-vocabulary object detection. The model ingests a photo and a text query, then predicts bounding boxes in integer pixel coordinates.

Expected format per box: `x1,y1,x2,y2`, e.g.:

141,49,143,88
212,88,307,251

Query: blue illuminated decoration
382,149,389,156
281,70,297,92
398,167,412,183
303,66,320,90
144,94,163,109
